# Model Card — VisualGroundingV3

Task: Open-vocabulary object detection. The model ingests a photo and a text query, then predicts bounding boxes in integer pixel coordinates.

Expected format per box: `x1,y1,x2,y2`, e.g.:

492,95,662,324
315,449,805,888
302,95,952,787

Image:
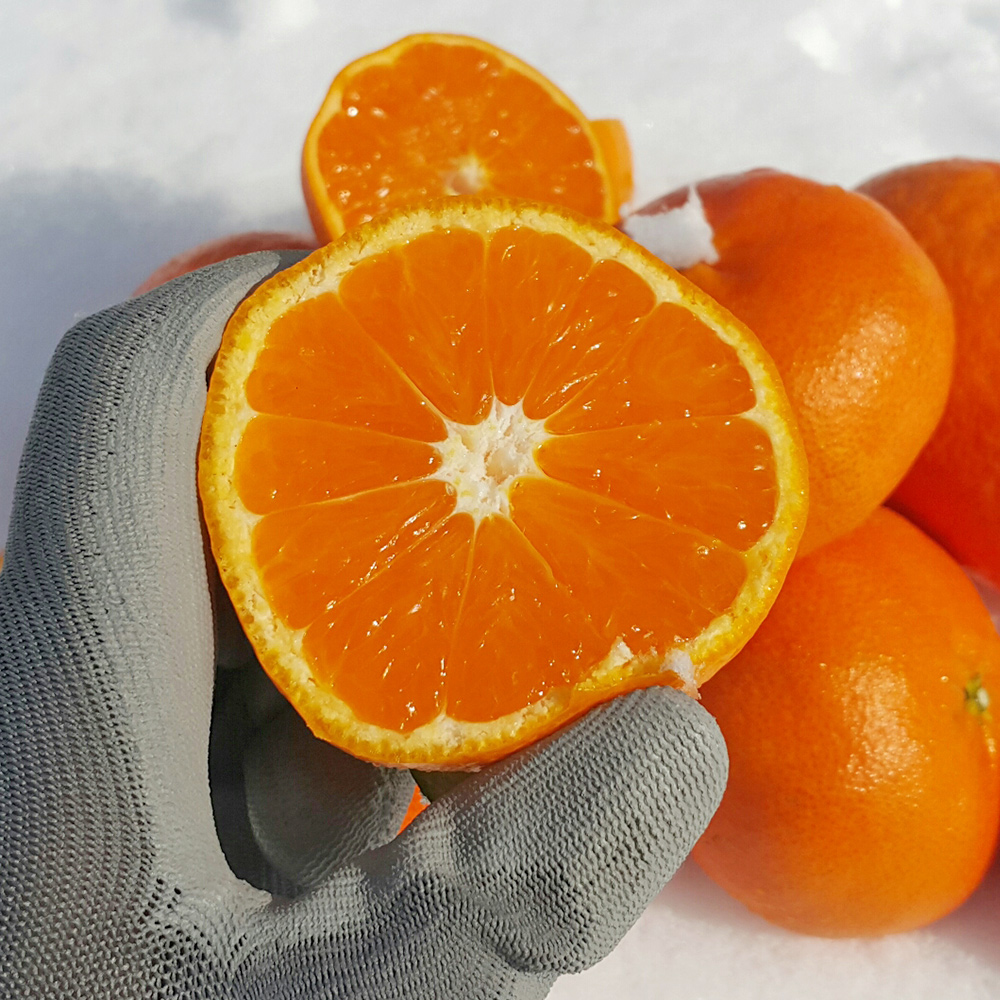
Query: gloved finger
209,662,300,897
242,698,415,892
210,648,415,895
236,686,727,998
0,254,307,904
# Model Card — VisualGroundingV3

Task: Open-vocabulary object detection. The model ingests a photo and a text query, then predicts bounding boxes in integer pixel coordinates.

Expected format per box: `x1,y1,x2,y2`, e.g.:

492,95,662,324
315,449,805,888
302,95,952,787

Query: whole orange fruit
859,159,1000,591
132,231,318,296
625,169,955,556
693,506,1000,937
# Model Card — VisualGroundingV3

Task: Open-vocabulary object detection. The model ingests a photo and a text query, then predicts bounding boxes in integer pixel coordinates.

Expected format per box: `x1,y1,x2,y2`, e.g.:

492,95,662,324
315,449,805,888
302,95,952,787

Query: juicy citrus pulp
302,33,632,241
198,198,808,768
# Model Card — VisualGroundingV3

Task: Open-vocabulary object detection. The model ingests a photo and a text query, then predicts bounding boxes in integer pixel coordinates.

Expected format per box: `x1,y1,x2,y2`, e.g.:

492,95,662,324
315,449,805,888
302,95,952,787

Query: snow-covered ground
3,2,999,997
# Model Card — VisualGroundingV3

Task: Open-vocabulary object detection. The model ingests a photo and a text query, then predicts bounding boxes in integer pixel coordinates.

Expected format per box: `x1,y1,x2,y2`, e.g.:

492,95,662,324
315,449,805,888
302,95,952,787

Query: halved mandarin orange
301,33,632,241
198,199,808,769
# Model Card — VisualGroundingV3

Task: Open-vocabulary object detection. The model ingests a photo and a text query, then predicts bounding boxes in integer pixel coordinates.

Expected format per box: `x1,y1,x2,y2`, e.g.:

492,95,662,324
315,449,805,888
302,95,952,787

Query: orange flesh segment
314,42,609,231
446,515,609,722
510,478,748,653
245,293,445,441
536,418,778,549
523,257,657,418
485,227,593,405
237,223,778,734
304,515,474,731
251,480,456,631
338,229,492,424
545,302,758,432
235,417,440,514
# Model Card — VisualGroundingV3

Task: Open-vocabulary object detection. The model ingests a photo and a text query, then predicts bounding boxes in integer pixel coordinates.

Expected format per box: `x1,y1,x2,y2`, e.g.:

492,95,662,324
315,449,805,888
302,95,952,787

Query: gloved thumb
237,686,727,998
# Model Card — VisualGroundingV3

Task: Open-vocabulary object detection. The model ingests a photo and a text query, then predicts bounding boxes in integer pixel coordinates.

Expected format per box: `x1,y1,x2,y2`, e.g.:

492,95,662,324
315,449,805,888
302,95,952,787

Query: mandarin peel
860,160,1000,590
693,507,1000,937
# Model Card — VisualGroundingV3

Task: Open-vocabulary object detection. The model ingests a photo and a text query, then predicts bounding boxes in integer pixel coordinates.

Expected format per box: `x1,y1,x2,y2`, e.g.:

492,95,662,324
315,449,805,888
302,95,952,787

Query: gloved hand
0,252,729,999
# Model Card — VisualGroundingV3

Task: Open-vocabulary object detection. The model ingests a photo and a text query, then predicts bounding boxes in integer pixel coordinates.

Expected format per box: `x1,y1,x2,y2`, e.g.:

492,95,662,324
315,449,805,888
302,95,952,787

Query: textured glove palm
0,253,728,999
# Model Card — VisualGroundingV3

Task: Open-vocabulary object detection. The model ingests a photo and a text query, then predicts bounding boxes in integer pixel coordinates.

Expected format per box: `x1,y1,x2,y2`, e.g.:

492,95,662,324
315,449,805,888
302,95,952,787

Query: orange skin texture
397,785,428,833
132,231,318,296
632,170,956,556
694,507,1000,937
859,159,1000,590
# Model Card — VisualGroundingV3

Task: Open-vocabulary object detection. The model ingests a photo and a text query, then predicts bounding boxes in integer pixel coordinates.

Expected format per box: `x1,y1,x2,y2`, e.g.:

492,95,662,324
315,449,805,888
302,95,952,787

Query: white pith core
445,155,487,195
431,398,549,523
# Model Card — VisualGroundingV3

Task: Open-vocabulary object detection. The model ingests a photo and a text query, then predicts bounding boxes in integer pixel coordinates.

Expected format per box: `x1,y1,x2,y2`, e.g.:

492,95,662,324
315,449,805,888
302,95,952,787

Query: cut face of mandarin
302,33,631,241
199,199,808,768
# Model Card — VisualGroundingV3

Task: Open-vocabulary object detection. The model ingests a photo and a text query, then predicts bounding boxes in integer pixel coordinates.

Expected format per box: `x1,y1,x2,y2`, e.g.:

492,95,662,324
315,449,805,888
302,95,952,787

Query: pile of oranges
627,163,1000,937
141,35,1000,940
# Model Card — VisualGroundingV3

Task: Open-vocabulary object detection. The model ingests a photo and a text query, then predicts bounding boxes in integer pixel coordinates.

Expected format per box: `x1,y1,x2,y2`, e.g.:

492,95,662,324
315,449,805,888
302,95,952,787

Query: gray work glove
0,252,728,999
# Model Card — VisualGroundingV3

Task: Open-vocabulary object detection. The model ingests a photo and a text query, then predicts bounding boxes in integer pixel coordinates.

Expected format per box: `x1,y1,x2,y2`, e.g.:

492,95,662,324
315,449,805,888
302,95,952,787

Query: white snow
665,646,697,690
3,3,1000,998
622,185,720,268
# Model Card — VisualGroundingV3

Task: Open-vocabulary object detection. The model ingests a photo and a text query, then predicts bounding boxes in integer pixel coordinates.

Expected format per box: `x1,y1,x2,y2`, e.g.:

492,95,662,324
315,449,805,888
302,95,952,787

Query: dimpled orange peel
859,158,1000,591
694,507,1000,937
